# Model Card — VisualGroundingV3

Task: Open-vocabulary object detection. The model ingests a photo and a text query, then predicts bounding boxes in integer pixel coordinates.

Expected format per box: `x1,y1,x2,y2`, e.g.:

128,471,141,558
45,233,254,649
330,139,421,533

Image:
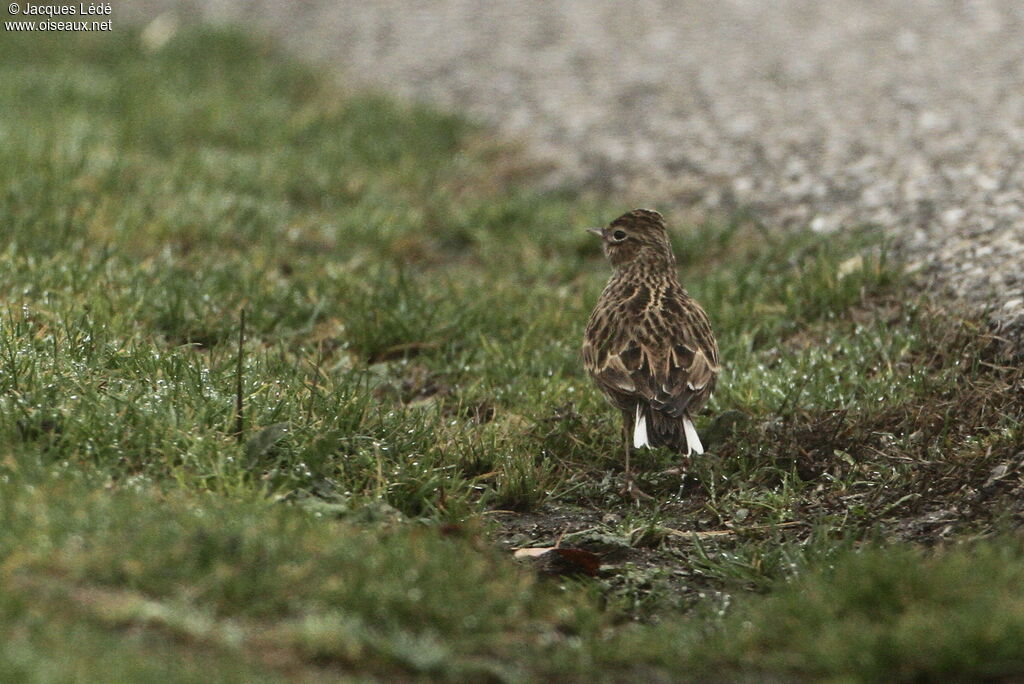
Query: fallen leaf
983,462,1012,489
838,254,863,278
512,547,601,576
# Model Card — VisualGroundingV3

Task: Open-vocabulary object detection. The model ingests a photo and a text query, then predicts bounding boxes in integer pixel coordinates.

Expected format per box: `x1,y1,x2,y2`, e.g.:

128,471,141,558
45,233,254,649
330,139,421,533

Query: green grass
2,22,1024,682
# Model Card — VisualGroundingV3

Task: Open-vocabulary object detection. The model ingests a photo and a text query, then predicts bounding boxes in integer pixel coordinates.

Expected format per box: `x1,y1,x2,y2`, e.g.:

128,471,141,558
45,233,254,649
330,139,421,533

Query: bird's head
587,208,675,269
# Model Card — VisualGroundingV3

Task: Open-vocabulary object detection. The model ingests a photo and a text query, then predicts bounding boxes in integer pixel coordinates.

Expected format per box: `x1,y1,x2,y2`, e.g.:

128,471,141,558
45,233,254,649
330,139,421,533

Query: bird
582,208,720,498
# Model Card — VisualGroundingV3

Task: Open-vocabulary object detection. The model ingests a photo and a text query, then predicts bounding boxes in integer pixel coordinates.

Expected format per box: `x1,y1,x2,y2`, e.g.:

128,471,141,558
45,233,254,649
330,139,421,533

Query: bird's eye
611,230,627,241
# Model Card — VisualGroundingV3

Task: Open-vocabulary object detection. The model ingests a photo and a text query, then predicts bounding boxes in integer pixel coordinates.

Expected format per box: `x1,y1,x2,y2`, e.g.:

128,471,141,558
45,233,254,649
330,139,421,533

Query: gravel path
126,1,1024,343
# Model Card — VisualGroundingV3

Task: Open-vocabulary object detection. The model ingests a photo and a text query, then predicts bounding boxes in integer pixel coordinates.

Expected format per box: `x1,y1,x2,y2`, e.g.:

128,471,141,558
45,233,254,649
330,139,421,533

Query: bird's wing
601,336,716,417
584,293,718,417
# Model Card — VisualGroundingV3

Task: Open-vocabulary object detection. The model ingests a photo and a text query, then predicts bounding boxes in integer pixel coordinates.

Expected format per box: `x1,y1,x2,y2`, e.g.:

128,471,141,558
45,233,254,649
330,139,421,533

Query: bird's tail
635,405,704,455
633,404,651,448
682,416,704,455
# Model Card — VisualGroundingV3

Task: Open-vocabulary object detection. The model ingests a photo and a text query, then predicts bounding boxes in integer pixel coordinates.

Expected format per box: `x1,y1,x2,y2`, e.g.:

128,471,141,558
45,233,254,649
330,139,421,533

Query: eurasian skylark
582,209,720,498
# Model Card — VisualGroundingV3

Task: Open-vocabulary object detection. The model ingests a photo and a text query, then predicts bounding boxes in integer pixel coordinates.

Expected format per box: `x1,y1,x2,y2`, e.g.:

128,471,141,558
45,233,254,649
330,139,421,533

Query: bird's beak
586,227,604,238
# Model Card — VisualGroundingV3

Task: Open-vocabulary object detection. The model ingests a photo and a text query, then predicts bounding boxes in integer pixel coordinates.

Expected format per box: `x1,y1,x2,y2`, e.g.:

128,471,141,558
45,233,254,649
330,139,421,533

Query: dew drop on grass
716,593,732,618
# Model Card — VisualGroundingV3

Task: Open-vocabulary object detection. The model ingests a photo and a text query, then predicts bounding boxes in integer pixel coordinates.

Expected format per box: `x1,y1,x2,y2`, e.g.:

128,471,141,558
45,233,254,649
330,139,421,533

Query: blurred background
121,1,1024,337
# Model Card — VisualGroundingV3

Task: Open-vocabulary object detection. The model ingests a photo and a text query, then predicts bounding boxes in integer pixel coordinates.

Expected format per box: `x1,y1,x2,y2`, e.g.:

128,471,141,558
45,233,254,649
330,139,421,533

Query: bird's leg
624,420,632,483
621,410,652,501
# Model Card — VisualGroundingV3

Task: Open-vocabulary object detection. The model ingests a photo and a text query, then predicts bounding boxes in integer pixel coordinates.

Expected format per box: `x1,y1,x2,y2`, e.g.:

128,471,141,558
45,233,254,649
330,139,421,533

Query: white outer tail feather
633,406,705,455
633,404,650,448
683,417,704,455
